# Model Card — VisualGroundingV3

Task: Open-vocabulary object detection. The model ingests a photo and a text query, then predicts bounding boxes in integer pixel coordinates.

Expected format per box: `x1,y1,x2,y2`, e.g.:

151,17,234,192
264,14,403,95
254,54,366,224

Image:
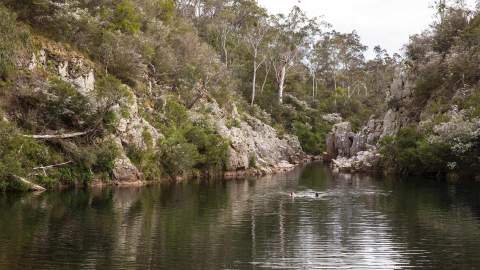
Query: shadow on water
0,162,480,269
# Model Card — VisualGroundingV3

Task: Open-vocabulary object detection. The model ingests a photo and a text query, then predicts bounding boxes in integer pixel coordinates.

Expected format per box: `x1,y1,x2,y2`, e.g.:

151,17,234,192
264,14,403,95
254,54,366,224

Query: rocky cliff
19,38,305,184
326,60,480,177
191,101,306,177
325,66,423,173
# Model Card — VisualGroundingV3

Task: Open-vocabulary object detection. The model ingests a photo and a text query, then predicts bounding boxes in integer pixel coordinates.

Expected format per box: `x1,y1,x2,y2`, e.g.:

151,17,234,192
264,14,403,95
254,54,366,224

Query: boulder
107,136,142,182
332,150,381,173
112,157,141,182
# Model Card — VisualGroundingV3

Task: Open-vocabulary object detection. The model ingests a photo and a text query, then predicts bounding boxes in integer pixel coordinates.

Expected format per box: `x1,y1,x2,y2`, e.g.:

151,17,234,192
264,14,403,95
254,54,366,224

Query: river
1,162,480,269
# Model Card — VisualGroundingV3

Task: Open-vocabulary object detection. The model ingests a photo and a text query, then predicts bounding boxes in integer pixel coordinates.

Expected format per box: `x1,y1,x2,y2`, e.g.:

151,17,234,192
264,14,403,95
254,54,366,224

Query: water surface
1,163,480,269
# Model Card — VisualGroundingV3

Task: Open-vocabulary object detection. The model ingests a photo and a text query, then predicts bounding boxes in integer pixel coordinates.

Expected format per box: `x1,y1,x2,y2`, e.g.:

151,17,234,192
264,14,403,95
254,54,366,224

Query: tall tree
270,6,319,104
242,6,269,106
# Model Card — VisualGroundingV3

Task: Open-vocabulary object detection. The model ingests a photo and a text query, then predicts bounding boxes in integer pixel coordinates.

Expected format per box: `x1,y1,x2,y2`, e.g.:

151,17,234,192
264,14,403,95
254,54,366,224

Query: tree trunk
251,58,257,106
278,65,286,104
312,74,316,99
333,70,337,90
221,30,229,66
33,161,73,171
11,175,46,192
24,131,90,139
261,63,270,93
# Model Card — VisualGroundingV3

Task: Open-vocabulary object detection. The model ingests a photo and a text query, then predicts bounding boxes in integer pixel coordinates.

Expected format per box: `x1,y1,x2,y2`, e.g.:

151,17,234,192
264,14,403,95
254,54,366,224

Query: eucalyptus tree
241,3,270,106
308,31,340,98
270,6,320,104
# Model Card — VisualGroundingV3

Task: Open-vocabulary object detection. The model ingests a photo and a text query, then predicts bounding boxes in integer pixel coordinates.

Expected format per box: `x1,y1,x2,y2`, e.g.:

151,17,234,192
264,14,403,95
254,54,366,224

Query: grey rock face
35,45,160,182
332,150,381,173
350,133,367,156
191,101,306,171
381,65,416,137
382,109,400,137
105,136,141,182
112,157,142,182
327,119,383,158
333,122,354,157
326,118,384,172
326,65,417,173
115,93,161,150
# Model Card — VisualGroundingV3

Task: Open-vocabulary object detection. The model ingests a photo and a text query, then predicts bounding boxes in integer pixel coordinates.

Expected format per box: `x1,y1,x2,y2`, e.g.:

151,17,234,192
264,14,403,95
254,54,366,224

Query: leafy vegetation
0,5,30,80
0,0,479,190
380,128,451,177
380,127,479,179
0,121,51,191
156,101,228,178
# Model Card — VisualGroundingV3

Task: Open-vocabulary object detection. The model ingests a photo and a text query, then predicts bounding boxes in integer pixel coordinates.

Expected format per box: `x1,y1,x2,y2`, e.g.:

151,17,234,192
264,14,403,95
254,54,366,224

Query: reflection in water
0,163,480,269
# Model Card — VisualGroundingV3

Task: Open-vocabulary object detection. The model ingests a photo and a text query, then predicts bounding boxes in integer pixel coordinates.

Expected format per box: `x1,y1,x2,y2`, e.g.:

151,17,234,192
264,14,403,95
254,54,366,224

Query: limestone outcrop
192,101,306,174
28,42,159,182
325,66,419,173
26,39,306,182
325,119,383,173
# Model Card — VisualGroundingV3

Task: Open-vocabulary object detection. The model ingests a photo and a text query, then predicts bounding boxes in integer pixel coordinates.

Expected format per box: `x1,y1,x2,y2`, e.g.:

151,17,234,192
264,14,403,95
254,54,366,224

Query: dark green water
1,163,480,269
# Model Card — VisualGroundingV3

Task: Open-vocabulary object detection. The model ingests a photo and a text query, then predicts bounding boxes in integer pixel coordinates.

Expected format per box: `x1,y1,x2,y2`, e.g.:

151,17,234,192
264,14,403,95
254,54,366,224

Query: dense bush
157,132,201,178
414,64,444,102
9,77,95,133
108,0,142,34
293,120,331,155
52,141,119,185
0,5,30,80
143,100,229,179
126,145,162,181
0,121,53,191
185,123,229,172
379,127,452,177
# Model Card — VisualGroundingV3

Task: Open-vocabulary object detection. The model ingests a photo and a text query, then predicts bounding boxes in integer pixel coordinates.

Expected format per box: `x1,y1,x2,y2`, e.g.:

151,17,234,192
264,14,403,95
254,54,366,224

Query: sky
257,0,476,58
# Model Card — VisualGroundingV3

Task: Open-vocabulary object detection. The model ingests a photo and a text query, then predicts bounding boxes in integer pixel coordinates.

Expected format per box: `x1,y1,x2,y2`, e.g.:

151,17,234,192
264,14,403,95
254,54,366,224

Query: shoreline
57,156,321,191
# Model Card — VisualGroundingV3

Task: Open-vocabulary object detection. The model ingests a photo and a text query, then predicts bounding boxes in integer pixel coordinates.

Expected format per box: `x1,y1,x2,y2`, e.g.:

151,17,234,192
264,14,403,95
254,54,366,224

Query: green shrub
461,88,480,118
95,74,133,130
379,127,451,177
0,120,118,188
0,121,52,190
293,120,331,155
93,142,119,178
154,100,229,177
225,117,240,129
46,78,93,129
97,32,146,85
414,65,444,102
248,154,257,169
155,0,176,23
51,141,119,184
185,123,229,171
157,132,201,178
12,77,94,132
163,100,190,129
126,146,162,181
109,0,142,34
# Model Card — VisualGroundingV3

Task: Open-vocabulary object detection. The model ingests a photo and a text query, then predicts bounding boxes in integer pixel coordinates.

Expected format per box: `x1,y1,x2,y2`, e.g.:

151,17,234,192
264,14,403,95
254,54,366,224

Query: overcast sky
257,0,476,58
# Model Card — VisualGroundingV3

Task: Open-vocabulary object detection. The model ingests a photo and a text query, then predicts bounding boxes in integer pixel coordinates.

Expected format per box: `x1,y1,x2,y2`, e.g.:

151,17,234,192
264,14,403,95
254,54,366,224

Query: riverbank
66,156,321,191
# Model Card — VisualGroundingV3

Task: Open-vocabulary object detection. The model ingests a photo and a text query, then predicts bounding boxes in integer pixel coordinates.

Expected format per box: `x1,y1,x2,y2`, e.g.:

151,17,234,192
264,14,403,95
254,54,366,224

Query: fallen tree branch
24,131,90,139
33,161,73,171
11,175,46,192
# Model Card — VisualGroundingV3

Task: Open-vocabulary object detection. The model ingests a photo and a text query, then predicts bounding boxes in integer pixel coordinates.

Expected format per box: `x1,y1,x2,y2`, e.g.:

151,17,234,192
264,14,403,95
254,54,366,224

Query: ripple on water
1,164,480,269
